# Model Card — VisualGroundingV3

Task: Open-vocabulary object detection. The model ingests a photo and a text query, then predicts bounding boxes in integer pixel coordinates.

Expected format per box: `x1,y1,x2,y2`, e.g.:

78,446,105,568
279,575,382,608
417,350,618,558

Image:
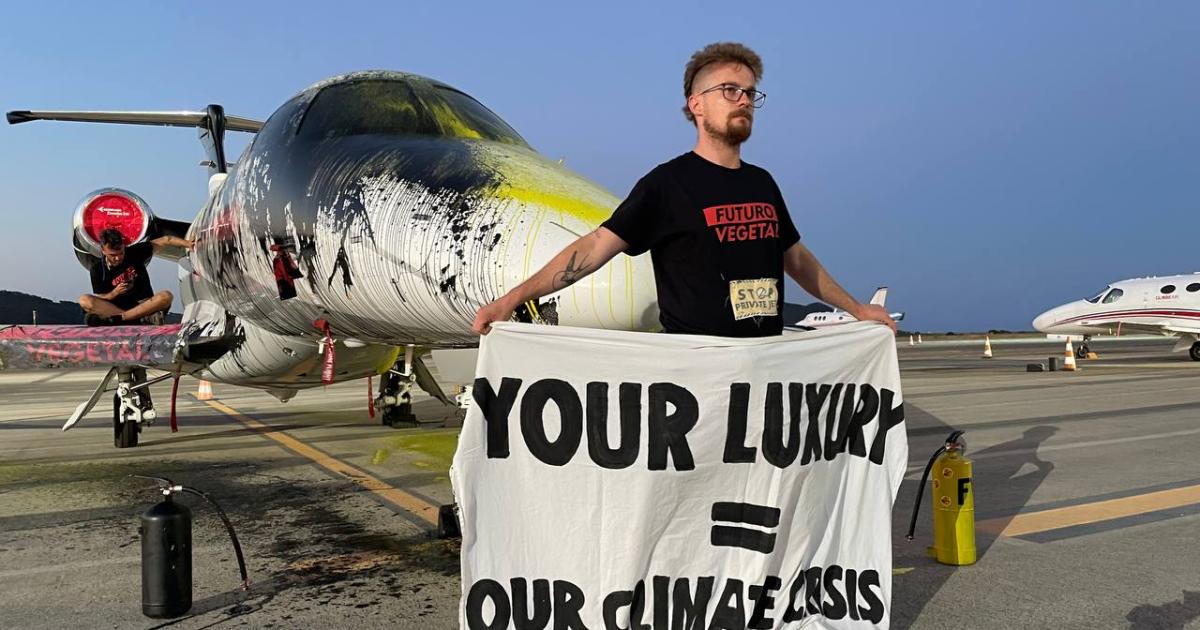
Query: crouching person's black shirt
89,242,155,310
602,152,801,337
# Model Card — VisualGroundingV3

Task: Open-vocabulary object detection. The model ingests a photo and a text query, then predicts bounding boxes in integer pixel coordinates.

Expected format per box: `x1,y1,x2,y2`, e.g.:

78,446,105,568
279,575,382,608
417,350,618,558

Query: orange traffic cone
1063,340,1078,372
196,379,214,400
982,336,993,358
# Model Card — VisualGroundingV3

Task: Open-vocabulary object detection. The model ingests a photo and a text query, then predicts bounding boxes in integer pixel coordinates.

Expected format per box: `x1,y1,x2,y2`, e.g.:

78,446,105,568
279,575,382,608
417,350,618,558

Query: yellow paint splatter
427,101,484,140
492,184,610,226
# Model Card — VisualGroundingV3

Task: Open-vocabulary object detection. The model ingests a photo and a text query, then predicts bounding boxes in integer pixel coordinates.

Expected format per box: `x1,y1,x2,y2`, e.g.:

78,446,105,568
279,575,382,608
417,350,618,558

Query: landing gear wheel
382,403,418,427
1077,335,1093,359
1190,341,1200,362
113,393,139,448
377,370,418,427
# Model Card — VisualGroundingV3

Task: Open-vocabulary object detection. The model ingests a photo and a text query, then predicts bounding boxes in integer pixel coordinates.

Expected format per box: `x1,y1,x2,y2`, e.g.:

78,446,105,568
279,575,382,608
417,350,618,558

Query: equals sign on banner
710,501,782,554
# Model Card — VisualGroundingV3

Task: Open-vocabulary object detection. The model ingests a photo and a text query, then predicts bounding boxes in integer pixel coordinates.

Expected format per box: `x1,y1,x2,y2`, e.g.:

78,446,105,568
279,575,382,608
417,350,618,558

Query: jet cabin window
1101,289,1124,304
1161,285,1177,294
296,79,528,146
1188,283,1200,293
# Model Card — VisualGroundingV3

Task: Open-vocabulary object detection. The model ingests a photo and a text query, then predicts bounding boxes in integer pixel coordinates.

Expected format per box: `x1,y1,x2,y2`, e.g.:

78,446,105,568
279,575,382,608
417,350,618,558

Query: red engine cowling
72,188,156,268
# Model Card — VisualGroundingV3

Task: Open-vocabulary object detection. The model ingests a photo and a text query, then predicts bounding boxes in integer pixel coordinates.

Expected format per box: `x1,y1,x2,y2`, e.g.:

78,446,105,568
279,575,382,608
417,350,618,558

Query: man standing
473,42,894,336
79,228,192,326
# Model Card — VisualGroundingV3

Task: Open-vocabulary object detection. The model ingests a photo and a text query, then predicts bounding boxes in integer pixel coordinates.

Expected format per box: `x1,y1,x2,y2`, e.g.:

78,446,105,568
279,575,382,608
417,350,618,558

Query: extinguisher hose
906,429,967,541
905,445,946,540
132,475,250,590
180,487,250,590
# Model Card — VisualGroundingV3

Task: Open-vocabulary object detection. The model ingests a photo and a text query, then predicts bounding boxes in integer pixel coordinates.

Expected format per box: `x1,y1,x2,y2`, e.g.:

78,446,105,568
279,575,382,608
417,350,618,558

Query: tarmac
1,336,1197,629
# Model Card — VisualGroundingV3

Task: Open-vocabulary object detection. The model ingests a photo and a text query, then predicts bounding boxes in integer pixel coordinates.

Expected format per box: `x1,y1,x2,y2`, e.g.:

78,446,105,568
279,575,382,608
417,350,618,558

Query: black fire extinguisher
134,475,250,619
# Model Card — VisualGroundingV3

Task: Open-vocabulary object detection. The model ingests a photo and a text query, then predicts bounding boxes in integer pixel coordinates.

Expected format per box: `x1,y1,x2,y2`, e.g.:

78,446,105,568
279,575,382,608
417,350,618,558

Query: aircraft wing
0,324,182,370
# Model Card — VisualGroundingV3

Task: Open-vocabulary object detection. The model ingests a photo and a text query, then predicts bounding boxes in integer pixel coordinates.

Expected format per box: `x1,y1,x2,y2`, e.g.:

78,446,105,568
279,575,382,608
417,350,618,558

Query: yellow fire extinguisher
906,430,976,565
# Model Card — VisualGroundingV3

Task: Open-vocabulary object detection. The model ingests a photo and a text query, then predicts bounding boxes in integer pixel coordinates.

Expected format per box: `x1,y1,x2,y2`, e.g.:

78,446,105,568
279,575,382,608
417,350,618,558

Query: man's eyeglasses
696,84,767,108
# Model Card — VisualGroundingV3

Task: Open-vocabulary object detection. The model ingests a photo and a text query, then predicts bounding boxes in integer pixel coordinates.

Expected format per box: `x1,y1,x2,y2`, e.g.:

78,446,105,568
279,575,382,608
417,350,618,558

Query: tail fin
869,286,888,307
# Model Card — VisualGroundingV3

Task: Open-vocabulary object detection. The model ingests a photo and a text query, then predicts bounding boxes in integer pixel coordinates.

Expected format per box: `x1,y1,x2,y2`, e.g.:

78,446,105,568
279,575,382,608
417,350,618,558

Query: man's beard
703,111,753,146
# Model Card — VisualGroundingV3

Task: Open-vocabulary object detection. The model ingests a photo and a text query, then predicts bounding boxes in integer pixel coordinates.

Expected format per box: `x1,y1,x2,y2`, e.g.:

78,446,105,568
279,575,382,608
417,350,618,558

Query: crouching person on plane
79,228,191,326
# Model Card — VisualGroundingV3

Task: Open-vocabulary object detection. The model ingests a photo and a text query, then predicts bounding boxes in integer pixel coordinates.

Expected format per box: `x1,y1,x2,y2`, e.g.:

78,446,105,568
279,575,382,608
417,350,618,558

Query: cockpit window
296,79,528,146
1084,287,1110,304
432,87,527,145
1101,288,1124,304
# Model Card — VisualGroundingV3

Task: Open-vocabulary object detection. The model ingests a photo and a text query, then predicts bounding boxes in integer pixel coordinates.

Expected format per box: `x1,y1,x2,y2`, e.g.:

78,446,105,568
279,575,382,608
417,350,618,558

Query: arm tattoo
552,250,593,290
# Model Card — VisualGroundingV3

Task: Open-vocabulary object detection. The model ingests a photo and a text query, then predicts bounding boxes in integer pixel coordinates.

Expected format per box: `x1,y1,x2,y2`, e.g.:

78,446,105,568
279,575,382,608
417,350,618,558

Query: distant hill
0,290,181,324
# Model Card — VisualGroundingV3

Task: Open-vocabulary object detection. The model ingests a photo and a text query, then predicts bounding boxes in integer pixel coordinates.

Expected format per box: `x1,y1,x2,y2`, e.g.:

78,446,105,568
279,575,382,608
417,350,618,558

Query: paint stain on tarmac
369,429,459,472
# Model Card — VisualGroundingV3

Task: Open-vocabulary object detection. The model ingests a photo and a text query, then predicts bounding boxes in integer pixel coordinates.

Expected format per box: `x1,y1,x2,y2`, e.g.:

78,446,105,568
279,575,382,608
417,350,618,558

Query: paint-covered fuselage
189,71,658,348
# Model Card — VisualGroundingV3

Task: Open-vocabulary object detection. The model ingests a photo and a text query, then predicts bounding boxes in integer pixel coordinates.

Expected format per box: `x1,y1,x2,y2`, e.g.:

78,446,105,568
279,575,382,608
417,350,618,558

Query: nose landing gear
1190,341,1200,362
114,367,159,448
375,371,418,426
1077,335,1092,359
375,346,418,427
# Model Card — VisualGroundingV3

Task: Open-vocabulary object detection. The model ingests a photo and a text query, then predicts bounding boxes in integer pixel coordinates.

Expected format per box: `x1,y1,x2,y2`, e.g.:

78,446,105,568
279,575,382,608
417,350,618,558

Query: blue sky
2,2,1197,331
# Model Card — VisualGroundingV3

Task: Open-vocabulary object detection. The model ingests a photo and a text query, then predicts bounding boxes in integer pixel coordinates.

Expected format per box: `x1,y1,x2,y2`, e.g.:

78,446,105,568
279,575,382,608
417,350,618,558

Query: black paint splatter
328,245,354,293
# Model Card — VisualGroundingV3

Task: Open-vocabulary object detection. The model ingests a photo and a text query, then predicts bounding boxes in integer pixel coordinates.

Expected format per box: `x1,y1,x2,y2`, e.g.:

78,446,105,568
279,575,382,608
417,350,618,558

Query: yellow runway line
201,398,441,526
978,484,1200,537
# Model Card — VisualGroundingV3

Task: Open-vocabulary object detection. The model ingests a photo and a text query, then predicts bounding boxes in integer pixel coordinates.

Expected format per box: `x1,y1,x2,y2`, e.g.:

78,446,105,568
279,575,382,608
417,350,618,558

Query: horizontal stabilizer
6,109,262,132
8,104,260,174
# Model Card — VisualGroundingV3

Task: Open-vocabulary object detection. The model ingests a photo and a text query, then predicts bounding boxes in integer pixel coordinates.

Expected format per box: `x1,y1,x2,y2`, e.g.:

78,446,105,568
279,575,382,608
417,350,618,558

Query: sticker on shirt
729,278,779,320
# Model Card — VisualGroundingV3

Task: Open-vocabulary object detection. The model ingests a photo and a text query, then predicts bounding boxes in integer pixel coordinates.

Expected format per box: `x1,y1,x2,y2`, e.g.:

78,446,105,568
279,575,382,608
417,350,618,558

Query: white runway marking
905,425,1200,476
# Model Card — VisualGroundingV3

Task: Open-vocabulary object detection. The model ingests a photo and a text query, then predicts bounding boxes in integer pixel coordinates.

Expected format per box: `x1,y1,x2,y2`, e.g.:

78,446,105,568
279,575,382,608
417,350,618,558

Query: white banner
452,322,907,629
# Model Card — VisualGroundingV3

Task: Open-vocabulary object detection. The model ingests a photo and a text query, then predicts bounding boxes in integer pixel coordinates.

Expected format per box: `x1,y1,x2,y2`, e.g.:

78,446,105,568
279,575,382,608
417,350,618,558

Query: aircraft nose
1032,309,1056,332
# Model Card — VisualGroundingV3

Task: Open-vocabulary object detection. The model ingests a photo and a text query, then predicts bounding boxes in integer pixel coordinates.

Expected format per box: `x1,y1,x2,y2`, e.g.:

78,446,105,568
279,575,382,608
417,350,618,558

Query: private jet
1032,274,1200,361
0,70,659,447
791,287,905,329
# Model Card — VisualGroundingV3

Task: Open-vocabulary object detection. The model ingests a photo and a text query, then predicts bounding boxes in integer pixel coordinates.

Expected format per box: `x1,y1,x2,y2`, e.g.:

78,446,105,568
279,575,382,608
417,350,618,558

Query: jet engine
71,188,156,267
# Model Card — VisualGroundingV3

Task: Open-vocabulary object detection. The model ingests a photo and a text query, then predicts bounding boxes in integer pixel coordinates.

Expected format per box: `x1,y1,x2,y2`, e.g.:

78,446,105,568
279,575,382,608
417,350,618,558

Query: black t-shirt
89,242,155,310
602,152,801,337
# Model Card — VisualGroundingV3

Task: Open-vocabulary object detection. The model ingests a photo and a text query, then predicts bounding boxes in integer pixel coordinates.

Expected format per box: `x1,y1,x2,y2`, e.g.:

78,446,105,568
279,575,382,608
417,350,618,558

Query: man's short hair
99,228,126,249
682,42,764,124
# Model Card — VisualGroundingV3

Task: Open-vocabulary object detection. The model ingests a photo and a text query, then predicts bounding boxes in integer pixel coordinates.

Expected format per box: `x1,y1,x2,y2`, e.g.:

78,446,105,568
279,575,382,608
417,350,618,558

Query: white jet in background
792,287,905,329
1032,274,1200,361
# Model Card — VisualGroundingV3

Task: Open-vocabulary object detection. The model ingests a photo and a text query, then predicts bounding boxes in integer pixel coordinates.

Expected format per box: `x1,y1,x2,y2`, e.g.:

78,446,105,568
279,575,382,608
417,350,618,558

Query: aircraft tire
1190,342,1200,362
113,393,139,448
383,404,418,428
